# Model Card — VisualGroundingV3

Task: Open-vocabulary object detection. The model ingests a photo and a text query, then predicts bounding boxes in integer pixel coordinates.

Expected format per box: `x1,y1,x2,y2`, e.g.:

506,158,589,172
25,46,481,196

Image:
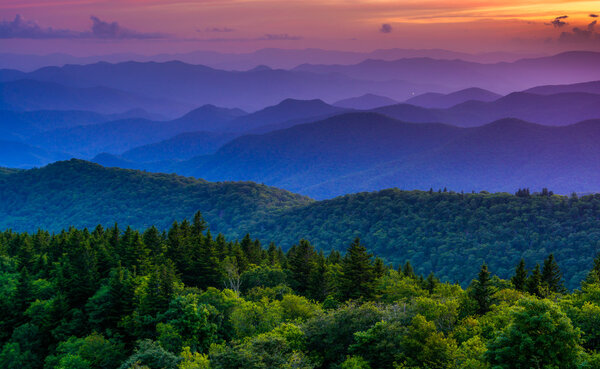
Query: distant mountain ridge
0,140,70,168
294,51,600,94
0,79,190,117
100,113,600,199
0,48,543,72
29,104,245,158
333,94,399,110
374,91,600,127
0,61,434,111
405,88,501,108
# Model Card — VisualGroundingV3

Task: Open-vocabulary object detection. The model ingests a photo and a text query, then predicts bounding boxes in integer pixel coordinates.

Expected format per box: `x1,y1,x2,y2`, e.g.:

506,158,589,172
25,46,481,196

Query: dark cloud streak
0,14,166,39
549,15,569,28
380,23,393,33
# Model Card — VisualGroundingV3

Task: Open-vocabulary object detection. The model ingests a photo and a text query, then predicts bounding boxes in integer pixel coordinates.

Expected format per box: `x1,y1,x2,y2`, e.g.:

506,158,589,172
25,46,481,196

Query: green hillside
250,188,600,288
0,159,312,236
1,160,600,288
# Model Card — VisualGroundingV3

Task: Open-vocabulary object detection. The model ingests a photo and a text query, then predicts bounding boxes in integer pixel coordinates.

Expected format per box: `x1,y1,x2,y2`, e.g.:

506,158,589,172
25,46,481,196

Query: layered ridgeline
99,113,600,199
2,159,600,288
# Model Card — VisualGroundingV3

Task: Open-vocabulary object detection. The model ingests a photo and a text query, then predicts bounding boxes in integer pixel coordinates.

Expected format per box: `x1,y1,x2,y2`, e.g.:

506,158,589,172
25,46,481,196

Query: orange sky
0,0,599,54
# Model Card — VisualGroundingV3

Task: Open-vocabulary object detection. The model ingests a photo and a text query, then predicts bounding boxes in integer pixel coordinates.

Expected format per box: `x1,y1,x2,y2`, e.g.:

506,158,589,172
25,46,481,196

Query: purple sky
1,0,599,56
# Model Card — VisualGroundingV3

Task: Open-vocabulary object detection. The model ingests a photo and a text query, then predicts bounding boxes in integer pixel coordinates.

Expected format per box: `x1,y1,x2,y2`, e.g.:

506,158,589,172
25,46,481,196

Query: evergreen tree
424,272,438,294
511,259,528,291
192,211,207,236
541,254,565,293
402,261,415,278
307,251,328,301
585,252,600,284
472,264,494,315
526,264,543,297
338,238,376,300
240,234,262,266
287,239,316,295
373,257,386,279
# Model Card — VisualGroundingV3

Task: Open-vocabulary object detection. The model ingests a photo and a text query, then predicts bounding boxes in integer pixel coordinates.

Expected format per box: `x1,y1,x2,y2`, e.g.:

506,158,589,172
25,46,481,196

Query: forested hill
1,160,600,287
251,189,600,288
0,159,312,235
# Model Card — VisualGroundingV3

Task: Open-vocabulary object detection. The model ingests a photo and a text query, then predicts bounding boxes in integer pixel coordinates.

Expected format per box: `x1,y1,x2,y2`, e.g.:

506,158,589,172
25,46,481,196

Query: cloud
590,14,599,18
0,14,79,39
89,16,164,39
203,27,235,33
380,23,393,33
0,14,165,39
548,15,569,28
559,20,599,43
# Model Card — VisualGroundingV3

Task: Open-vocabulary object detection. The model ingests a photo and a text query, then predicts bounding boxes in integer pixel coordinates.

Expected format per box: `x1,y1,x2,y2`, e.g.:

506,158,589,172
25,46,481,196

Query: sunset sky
1,0,599,55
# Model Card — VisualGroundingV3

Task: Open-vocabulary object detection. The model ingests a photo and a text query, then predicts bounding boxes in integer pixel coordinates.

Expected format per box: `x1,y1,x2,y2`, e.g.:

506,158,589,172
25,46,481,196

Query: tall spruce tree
338,238,376,300
585,252,600,284
511,259,528,291
472,264,494,315
541,254,565,293
287,239,316,295
526,264,543,297
402,261,415,278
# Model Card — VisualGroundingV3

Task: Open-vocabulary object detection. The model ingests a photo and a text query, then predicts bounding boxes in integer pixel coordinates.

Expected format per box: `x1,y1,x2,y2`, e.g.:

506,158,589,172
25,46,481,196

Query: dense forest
2,213,600,368
2,160,600,288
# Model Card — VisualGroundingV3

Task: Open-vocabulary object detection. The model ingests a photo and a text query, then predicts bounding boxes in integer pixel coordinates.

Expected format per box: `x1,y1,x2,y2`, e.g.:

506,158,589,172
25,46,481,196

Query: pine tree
307,251,328,301
526,264,543,297
240,234,262,266
585,252,600,284
338,238,376,300
287,239,316,295
373,257,386,279
192,211,207,236
403,261,415,278
541,254,565,293
472,264,494,315
511,259,528,291
424,272,438,294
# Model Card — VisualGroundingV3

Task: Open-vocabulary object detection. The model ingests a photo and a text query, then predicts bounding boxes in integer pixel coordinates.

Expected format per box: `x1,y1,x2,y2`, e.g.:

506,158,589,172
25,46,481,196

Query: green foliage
338,238,376,301
119,340,181,369
471,264,495,315
486,298,582,368
4,161,600,289
1,213,600,369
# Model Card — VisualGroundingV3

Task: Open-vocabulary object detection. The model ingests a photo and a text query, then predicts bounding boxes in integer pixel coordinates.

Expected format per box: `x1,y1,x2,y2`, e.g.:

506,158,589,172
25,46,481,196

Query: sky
0,0,599,55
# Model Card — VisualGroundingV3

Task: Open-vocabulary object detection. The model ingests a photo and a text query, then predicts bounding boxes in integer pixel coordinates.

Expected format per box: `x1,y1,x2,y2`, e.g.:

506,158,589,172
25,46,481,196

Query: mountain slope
223,98,349,133
0,159,311,233
333,94,399,110
294,51,600,94
0,140,71,168
405,87,501,108
0,79,190,116
0,109,156,140
523,80,600,95
1,160,600,288
146,114,600,199
181,113,465,191
121,131,237,162
0,61,434,111
374,92,600,127
29,105,245,158
305,118,600,197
